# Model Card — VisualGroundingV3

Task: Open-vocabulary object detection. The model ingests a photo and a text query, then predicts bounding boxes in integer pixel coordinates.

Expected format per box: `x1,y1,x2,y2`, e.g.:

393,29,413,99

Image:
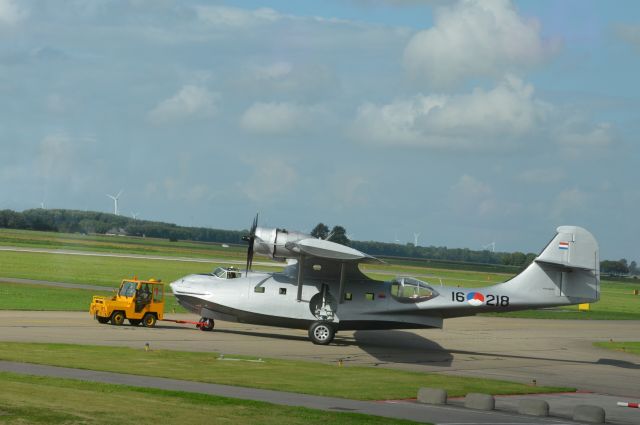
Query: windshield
213,267,226,278
390,277,438,302
119,281,137,297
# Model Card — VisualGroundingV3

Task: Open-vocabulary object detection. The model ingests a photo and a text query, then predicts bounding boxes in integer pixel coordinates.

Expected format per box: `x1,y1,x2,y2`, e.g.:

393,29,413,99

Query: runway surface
1,311,639,424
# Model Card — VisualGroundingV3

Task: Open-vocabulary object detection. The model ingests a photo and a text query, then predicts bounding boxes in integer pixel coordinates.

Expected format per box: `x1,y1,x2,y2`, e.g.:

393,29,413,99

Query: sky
1,0,639,261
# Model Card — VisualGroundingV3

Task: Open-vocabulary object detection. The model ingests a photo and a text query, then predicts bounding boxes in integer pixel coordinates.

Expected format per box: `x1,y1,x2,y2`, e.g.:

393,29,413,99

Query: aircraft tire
199,317,214,331
308,321,335,345
110,311,125,326
142,313,157,328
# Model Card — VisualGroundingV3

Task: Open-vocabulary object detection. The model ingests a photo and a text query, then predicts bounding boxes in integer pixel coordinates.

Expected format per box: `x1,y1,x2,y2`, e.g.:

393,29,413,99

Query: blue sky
1,0,639,261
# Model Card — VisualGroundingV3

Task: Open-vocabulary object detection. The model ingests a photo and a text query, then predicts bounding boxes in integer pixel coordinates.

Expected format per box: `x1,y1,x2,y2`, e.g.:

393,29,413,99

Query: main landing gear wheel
198,317,214,331
308,321,335,345
110,311,125,326
142,313,157,328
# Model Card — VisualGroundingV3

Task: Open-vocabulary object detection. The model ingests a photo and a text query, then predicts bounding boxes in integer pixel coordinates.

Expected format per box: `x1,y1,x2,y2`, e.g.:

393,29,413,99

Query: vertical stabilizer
493,226,599,306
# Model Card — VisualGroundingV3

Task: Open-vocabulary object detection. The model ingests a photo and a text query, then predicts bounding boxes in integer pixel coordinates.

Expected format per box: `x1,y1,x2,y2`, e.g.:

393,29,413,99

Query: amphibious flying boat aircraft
170,217,599,344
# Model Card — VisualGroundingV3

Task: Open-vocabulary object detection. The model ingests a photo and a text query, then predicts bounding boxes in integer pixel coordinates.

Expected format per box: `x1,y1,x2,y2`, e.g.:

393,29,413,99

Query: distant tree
600,260,629,276
310,223,330,239
630,261,638,275
328,225,350,246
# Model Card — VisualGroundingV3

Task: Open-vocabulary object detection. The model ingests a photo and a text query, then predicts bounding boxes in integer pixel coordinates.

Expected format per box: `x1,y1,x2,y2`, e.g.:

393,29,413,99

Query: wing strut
338,262,346,305
296,255,305,301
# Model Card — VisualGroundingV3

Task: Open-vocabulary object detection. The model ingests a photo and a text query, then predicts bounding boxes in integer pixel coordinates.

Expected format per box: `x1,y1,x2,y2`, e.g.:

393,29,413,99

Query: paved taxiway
1,311,639,424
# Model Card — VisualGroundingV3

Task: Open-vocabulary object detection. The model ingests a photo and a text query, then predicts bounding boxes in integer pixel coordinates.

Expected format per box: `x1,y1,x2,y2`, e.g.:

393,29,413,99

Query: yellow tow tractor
90,278,165,327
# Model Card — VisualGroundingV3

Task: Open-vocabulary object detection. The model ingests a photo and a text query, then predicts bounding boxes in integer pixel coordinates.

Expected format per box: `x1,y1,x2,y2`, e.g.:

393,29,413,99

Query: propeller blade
245,237,254,276
243,213,259,276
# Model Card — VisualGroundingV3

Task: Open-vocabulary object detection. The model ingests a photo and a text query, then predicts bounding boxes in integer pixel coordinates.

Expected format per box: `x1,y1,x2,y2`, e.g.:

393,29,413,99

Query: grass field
0,282,186,313
0,372,420,425
1,249,639,319
0,250,281,288
0,228,249,260
593,341,640,356
484,283,640,320
1,228,638,319
0,342,571,400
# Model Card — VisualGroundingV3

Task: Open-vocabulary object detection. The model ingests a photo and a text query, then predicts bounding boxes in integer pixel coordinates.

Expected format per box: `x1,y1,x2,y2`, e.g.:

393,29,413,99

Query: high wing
285,238,381,263
283,238,383,303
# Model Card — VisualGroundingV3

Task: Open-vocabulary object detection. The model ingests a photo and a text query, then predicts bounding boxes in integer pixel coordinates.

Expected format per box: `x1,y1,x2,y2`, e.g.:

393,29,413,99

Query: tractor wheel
308,321,335,345
129,319,141,326
198,317,214,332
96,316,110,324
142,313,157,328
110,311,125,326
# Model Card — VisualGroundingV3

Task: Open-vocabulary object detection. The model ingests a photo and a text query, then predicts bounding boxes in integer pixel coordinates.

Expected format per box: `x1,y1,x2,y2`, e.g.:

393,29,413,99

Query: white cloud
351,75,548,149
162,177,211,203
551,188,589,220
38,134,78,180
240,102,324,136
237,158,297,202
36,134,98,193
518,168,565,184
557,122,614,150
253,61,293,80
615,23,640,51
449,175,497,216
195,5,281,28
403,0,555,87
148,85,218,124
0,0,27,26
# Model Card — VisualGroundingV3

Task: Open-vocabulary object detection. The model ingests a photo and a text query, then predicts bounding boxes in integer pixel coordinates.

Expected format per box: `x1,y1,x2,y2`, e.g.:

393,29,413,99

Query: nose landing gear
197,317,215,331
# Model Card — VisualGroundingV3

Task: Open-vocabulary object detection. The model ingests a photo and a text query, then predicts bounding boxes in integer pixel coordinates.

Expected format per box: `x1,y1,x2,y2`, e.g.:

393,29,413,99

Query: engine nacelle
253,227,311,260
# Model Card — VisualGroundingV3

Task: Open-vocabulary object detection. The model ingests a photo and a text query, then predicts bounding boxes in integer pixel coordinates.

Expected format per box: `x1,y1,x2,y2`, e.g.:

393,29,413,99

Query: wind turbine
413,232,420,247
482,241,496,252
106,190,123,215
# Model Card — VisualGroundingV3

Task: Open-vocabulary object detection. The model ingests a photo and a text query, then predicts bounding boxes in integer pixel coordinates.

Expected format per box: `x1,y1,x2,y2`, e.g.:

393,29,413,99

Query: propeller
242,213,259,276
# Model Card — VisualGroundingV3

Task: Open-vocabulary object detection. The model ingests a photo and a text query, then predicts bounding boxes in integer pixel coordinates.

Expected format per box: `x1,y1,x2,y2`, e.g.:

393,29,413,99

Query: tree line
0,209,635,274
0,209,245,244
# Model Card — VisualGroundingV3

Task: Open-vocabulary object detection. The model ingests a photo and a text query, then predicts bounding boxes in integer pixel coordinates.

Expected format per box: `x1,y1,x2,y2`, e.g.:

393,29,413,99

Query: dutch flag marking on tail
558,241,570,250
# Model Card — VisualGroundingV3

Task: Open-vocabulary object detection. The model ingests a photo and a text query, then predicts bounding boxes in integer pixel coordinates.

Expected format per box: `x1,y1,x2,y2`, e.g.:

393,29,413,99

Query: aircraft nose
169,278,185,294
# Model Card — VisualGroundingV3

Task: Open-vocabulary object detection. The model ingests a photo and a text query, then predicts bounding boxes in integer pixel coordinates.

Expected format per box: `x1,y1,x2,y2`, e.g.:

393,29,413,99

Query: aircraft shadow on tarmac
179,326,639,370
210,328,454,366
351,330,453,367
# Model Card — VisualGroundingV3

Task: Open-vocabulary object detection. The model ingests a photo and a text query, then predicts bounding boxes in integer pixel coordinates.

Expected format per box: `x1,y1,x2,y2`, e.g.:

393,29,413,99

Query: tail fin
495,226,599,306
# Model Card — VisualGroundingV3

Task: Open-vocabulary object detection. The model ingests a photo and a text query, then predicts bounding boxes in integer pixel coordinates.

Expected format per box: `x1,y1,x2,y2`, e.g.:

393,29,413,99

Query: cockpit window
212,267,241,279
390,277,438,303
213,267,226,278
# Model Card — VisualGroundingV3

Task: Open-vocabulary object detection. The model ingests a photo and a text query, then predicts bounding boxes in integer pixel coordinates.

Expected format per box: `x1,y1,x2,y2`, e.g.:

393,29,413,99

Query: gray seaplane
170,217,599,344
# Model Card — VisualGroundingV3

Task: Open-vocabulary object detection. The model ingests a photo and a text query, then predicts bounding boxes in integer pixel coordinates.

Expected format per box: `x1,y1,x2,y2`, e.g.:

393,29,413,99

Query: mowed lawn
1,249,639,319
0,372,420,425
485,281,640,320
0,282,186,313
0,342,571,400
0,227,249,260
594,341,640,356
0,250,280,288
